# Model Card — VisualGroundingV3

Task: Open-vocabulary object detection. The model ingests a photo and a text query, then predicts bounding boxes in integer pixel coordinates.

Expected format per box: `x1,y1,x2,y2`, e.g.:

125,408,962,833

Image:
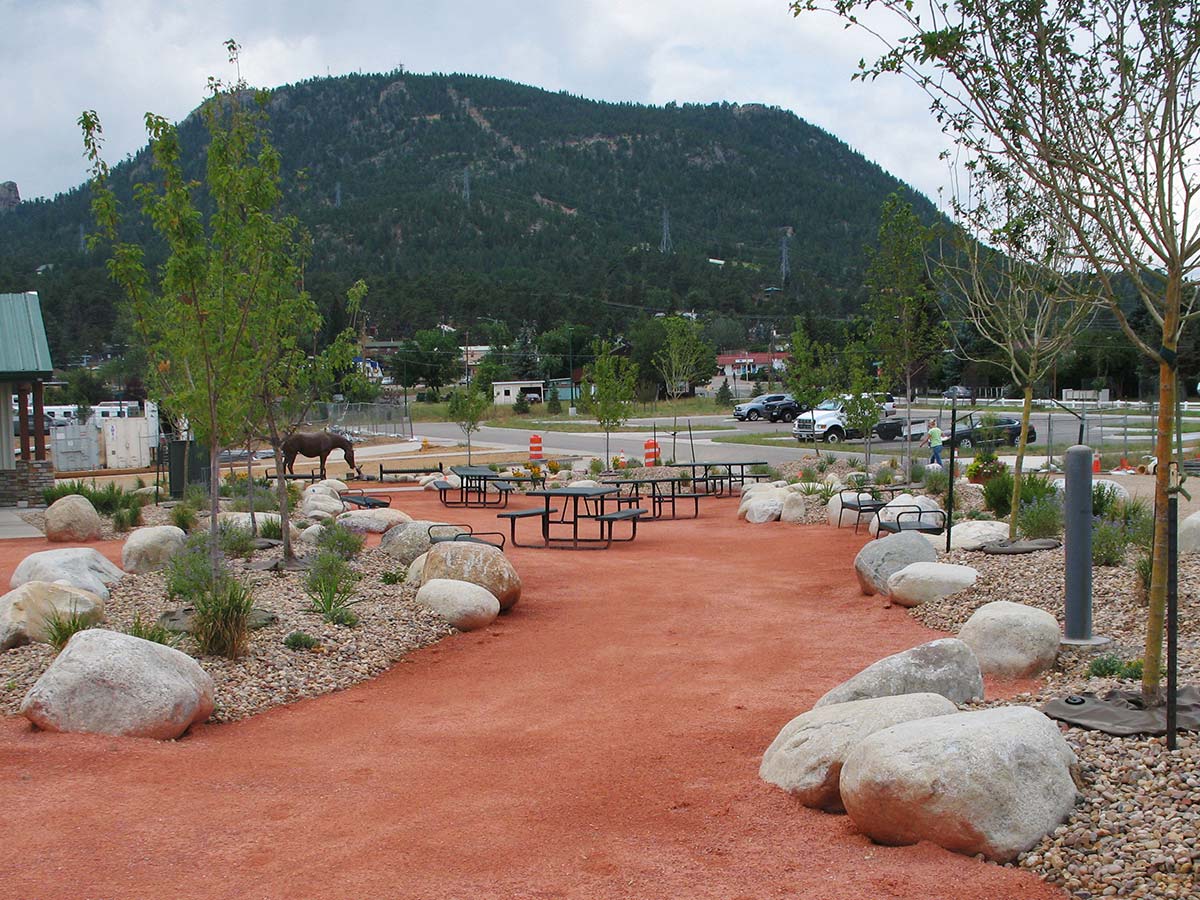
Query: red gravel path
0,494,1065,899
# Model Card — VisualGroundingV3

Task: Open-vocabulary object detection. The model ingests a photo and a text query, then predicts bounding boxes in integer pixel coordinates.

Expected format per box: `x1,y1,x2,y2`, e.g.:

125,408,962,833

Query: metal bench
379,462,444,481
496,508,552,545
873,506,947,538
593,507,647,545
426,523,506,551
340,488,391,510
837,487,894,533
269,468,320,483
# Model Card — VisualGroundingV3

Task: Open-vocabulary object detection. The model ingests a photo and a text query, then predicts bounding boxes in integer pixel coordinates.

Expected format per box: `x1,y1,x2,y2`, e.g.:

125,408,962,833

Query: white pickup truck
791,395,899,444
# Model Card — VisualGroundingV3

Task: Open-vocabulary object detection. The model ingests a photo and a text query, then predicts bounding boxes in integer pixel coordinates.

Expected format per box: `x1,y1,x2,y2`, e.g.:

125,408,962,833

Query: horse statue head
333,432,362,479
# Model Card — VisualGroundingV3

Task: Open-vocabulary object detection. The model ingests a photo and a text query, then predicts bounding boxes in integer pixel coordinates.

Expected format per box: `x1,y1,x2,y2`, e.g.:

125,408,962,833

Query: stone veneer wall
0,460,55,506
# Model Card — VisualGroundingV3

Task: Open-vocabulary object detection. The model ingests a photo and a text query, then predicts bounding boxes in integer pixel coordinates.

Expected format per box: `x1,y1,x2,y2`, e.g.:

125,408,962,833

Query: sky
1,0,952,205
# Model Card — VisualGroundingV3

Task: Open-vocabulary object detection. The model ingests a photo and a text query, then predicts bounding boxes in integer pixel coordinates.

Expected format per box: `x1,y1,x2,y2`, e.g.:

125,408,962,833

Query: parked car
946,413,1035,448
943,385,973,400
11,413,56,438
733,393,789,422
764,397,809,422
792,396,898,444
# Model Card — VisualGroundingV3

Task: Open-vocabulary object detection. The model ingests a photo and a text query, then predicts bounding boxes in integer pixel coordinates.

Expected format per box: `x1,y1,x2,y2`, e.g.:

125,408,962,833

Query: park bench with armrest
268,468,320,483
873,506,947,538
426,523,506,551
340,488,392,510
838,486,902,533
379,462,444,481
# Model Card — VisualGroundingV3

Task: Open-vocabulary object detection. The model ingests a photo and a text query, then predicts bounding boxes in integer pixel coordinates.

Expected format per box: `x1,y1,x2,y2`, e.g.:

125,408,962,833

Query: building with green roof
1,292,55,505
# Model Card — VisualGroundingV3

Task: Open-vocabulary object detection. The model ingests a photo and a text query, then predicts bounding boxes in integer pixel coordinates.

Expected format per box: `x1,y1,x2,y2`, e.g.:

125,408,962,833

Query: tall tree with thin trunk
785,318,836,452
654,316,716,401
865,193,947,476
583,340,638,464
447,384,490,464
793,0,1200,702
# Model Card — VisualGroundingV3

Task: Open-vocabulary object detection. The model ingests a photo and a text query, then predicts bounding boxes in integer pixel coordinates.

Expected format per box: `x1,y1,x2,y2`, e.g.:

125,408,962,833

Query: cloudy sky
2,0,951,204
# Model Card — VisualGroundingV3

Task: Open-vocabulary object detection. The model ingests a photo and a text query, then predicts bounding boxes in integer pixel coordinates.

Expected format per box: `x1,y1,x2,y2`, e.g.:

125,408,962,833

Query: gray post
1063,444,1107,646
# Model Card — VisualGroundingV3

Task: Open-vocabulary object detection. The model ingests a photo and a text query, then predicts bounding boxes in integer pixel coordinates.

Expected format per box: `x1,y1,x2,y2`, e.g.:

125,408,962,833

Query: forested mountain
0,70,939,359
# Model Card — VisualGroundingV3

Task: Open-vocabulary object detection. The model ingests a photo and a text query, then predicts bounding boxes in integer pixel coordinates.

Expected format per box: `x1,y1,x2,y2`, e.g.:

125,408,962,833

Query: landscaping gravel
0,546,452,723
911,545,1199,899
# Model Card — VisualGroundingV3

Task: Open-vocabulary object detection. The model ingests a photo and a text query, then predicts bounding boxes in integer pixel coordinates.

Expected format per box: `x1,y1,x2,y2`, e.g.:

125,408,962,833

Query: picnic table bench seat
379,462,444,481
340,488,391,509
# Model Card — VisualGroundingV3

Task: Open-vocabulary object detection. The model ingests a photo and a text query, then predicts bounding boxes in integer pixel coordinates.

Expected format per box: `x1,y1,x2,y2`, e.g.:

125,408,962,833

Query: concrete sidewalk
0,509,42,539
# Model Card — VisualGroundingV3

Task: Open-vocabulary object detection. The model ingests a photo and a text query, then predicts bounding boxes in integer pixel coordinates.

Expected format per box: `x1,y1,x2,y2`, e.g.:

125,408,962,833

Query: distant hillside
0,71,939,358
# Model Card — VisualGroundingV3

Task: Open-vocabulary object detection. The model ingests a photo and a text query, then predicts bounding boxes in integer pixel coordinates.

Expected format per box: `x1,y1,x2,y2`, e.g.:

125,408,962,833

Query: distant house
492,380,544,405
716,351,786,380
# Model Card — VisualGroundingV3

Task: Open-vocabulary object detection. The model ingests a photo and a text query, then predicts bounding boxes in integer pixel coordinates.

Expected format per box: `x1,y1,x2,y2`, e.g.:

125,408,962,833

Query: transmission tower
463,167,471,205
780,232,791,284
334,181,342,209
78,223,86,255
660,207,673,254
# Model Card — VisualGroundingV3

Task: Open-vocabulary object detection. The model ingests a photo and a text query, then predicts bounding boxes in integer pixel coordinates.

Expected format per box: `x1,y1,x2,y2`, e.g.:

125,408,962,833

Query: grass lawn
711,431,799,447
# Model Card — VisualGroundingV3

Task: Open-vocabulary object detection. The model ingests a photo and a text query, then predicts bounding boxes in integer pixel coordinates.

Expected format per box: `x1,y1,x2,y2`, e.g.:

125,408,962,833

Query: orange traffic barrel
529,433,543,461
644,438,660,466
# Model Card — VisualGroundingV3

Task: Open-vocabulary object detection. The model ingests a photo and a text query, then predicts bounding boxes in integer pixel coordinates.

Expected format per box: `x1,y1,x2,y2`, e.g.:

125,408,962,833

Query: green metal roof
0,292,54,381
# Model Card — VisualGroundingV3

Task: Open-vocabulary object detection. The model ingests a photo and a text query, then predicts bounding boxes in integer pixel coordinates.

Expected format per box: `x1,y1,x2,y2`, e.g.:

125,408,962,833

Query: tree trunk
271,432,294,561
1008,384,1033,541
905,372,913,482
209,433,221,580
1143,357,1177,704
246,448,257,538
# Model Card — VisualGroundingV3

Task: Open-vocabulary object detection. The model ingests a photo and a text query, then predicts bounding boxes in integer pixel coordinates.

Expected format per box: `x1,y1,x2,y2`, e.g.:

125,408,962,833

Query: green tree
64,368,108,421
512,391,531,415
654,316,716,401
865,193,946,475
81,40,305,577
793,0,1200,701
715,378,733,407
784,319,836,451
583,340,637,462
546,385,562,415
837,344,884,468
447,385,490,463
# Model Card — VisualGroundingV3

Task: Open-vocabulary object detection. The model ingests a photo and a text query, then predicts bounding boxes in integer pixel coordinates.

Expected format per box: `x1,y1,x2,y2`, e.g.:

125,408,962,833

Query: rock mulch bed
0,546,452,724
910,545,1199,899
21,501,179,542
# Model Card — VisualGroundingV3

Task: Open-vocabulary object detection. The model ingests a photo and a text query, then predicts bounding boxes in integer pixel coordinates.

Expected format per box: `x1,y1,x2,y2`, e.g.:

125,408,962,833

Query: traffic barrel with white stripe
644,439,660,467
530,433,543,461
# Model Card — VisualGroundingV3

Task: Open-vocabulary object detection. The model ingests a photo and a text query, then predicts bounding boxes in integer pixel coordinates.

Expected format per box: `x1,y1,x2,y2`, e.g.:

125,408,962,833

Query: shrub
800,466,817,482
326,607,360,627
821,452,837,466
284,631,320,651
165,534,219,601
305,551,361,624
815,458,829,474
874,466,895,485
909,461,926,484
1134,549,1153,605
1092,483,1122,519
192,578,255,658
183,484,209,507
42,480,90,506
258,517,284,541
966,452,1008,481
512,392,531,414
848,455,865,471
1092,519,1131,566
111,505,137,532
1088,654,1143,680
218,523,255,559
1018,497,1063,539
43,607,95,651
126,612,179,647
818,483,837,504
923,468,949,497
316,521,364,560
170,503,198,533
380,568,407,585
983,471,1014,516
546,460,561,474
589,458,603,475
1020,474,1059,506
799,482,823,496
1111,498,1154,549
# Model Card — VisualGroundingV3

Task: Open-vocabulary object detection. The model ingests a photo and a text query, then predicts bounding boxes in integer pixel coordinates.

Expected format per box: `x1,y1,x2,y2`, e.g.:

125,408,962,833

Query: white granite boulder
0,582,105,651
815,638,984,708
886,562,978,608
381,521,465,565
924,519,1011,551
825,492,845,527
853,531,937,596
423,542,521,611
760,693,957,811
959,600,1061,678
405,551,428,586
840,706,1079,862
415,578,500,631
1180,509,1200,555
743,493,785,524
10,548,124,601
780,492,809,524
299,523,324,544
334,508,412,534
300,487,343,518
317,478,348,494
20,629,214,740
44,494,104,542
121,525,187,574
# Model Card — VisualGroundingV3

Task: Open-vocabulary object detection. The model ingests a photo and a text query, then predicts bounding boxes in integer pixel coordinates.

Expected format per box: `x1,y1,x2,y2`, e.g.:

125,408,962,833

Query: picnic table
434,466,549,508
680,460,772,496
601,475,701,520
498,485,645,549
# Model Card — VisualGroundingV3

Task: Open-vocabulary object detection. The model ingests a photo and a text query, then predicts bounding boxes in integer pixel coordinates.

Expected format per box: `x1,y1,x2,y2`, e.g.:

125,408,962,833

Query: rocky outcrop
959,601,1061,678
10,548,123,601
760,693,957,811
815,638,984,708
840,706,1079,862
0,181,19,212
44,494,103,542
21,629,214,740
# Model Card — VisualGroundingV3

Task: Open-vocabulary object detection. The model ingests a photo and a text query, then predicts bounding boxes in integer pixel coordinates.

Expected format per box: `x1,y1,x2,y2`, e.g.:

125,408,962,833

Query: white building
492,380,544,405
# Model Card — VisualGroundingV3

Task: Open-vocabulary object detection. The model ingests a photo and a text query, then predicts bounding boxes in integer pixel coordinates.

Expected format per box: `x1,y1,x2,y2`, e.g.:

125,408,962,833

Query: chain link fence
306,402,413,440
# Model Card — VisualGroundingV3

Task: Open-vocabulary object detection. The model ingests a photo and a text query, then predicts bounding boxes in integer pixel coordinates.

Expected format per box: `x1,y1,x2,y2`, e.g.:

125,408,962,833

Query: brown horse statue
281,431,360,480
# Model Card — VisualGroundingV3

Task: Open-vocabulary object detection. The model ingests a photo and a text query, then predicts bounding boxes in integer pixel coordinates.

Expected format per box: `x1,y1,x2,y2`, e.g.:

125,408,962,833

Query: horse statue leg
284,448,296,476
319,451,329,480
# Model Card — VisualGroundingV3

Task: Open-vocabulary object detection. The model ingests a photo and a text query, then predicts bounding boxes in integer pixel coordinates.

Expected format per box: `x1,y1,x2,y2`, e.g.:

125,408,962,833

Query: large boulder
405,551,429,586
380,521,465,565
840,707,1079,862
299,523,324,545
959,601,1061,678
886,562,978,608
20,629,214,740
780,492,810,524
121,525,187,574
853,531,937,596
743,493,785,524
335,508,412,534
825,492,845,527
1180,509,1200,555
317,478,348,494
10,548,124,601
415,579,500,631
300,489,343,518
815,638,984,708
867,493,944,538
44,494,103,542
0,582,105,650
924,520,1010,551
423,542,521,611
760,693,957,812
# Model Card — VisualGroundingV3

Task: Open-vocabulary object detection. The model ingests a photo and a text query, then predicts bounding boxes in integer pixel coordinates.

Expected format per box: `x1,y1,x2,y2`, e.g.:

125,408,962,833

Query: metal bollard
1063,444,1108,646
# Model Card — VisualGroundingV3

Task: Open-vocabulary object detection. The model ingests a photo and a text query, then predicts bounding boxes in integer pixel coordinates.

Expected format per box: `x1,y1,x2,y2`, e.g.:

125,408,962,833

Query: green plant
192,578,255,658
818,483,837,504
909,461,926,484
874,466,895,485
815,458,829,474
170,503,198,533
111,505,137,532
848,455,865,471
380,568,408,585
923,468,949,496
135,476,146,489
821,452,837,467
589,458,603,476
1019,474,1059,506
1134,548,1153,605
166,534,221,601
43,607,95,651
284,630,320,651
126,612,179,647
1092,519,1131,566
800,466,817,482
258,517,284,541
327,607,360,627
1017,496,1063,539
512,392,531,414
799,482,823,496
316,521,364,560
966,453,1009,481
1111,498,1154,549
1088,654,1143,680
1092,483,1122,519
305,550,361,624
218,522,255,558
983,471,1015,516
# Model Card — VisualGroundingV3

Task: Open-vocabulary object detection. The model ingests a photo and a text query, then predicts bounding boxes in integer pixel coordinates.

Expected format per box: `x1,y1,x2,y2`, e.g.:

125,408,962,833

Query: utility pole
780,232,791,284
334,181,341,209
660,207,673,254
463,167,471,205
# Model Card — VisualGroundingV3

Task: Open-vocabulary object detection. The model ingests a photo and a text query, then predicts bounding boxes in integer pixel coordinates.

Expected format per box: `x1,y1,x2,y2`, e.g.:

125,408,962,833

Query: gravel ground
20,501,179,541
911,545,1199,899
0,545,453,723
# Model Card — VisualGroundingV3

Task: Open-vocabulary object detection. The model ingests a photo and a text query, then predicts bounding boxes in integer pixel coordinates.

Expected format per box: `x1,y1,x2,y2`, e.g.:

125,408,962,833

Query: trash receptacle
168,440,210,499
